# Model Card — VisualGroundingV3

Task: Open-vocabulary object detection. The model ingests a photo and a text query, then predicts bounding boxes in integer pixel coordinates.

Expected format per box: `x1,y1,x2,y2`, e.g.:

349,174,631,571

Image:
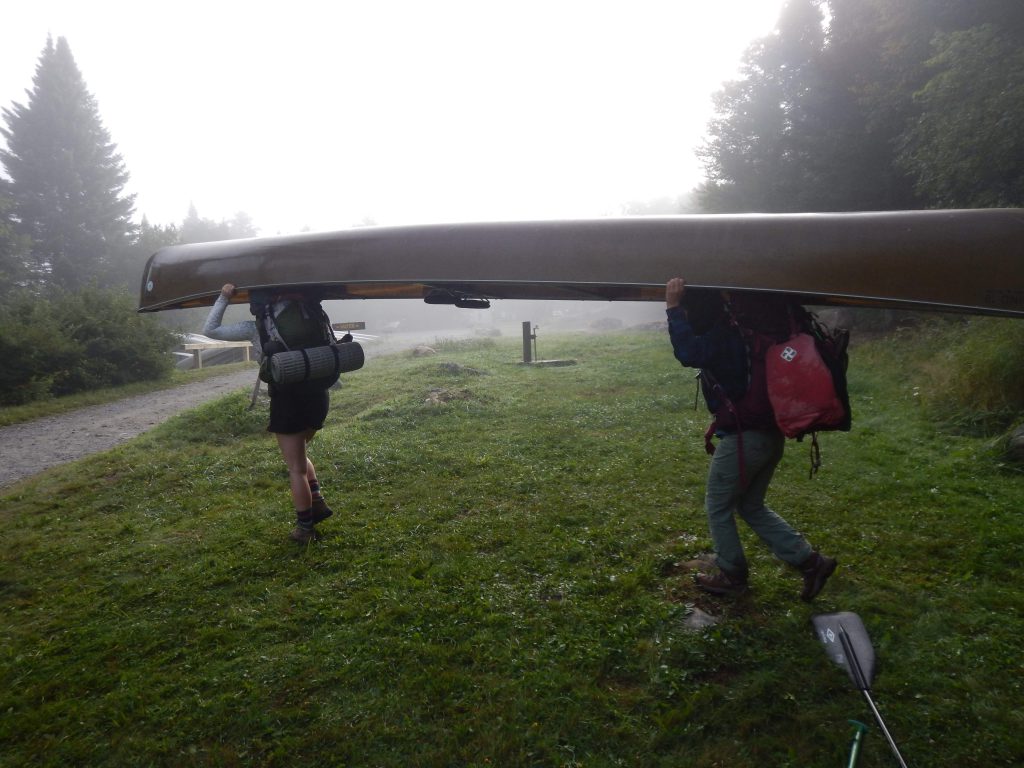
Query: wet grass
1,330,1022,766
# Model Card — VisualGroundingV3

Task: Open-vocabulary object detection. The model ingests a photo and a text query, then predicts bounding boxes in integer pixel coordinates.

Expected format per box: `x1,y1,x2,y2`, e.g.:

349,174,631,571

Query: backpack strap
252,302,271,349
699,368,749,489
808,433,822,478
265,302,290,350
318,303,338,345
248,300,270,409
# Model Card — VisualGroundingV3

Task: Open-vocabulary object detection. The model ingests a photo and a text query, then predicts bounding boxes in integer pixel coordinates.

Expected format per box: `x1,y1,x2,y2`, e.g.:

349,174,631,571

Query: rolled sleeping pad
270,342,364,385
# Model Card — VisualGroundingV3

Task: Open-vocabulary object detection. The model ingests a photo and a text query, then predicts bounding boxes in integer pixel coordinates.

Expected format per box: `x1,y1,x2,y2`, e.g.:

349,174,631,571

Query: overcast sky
2,1,786,236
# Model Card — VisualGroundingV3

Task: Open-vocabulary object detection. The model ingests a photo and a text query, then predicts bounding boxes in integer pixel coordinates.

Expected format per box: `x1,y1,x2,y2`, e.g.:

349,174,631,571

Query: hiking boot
311,497,333,524
289,525,320,544
695,569,749,597
800,552,837,601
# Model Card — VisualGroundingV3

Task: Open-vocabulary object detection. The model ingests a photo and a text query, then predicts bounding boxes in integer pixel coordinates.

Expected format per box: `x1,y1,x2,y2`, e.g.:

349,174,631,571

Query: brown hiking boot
800,552,837,601
289,525,320,544
311,497,333,524
695,569,749,597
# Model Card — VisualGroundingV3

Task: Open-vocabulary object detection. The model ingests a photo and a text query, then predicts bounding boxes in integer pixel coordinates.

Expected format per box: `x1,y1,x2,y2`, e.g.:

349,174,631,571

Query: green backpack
255,298,338,389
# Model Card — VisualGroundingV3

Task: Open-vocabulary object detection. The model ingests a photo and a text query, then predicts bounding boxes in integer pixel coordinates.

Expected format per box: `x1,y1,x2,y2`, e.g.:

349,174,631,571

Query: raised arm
202,283,258,344
665,278,721,368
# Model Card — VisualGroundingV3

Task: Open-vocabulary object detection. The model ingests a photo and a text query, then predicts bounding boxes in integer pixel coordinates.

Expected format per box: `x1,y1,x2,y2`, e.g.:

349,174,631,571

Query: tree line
697,0,1023,213
0,38,257,297
0,37,259,404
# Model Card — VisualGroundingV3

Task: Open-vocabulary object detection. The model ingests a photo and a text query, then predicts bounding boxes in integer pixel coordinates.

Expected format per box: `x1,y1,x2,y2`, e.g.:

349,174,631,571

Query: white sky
2,1,785,236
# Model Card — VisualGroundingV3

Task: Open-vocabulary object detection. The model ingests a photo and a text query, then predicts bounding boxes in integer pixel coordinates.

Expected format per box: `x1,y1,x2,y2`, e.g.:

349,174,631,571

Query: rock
1006,425,1024,464
682,606,719,631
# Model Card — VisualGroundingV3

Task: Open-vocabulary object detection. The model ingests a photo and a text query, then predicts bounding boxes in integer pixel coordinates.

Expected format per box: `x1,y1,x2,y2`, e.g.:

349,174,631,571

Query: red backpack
703,293,851,480
765,313,850,440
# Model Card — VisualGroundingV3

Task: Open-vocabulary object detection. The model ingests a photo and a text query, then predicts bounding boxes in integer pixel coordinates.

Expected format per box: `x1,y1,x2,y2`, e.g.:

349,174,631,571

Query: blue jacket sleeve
666,305,748,405
667,305,719,368
202,294,261,353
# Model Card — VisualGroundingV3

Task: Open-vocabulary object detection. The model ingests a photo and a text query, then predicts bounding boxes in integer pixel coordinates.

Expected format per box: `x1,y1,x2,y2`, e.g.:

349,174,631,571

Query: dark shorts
267,383,330,435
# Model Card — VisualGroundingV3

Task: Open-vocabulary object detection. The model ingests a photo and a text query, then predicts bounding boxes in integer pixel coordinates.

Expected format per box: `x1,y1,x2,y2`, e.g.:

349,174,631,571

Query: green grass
0,361,255,427
2,331,1022,767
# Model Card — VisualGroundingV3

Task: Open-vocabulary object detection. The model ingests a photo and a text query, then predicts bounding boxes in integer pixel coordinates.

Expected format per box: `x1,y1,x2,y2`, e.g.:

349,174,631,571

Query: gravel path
0,368,259,489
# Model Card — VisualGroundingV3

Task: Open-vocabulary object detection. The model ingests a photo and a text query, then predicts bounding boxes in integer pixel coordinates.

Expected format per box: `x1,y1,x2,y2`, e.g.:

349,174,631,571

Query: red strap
704,421,717,455
705,417,748,489
702,365,749,488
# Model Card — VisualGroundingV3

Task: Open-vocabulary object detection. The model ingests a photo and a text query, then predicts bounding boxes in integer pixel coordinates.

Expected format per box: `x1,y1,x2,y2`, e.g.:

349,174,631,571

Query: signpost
332,321,367,332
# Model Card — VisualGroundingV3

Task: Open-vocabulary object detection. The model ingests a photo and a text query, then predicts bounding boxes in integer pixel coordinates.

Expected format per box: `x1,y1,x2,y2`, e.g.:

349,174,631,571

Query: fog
324,297,663,339
3,2,787,234
211,296,664,354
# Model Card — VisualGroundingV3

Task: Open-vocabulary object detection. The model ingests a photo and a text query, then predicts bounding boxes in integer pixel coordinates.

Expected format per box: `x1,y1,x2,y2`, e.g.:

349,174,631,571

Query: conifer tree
0,178,32,297
0,36,135,289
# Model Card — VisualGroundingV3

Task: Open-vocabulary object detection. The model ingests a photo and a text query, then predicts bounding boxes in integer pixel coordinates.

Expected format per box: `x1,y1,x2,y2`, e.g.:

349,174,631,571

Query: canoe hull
139,209,1024,317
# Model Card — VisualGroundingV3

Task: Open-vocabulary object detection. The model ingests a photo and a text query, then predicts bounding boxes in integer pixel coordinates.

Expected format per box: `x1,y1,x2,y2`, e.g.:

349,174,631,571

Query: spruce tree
0,36,135,289
0,178,32,297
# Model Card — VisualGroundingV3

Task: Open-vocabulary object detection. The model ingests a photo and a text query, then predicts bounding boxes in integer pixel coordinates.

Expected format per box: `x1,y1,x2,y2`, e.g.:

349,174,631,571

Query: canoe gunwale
137,278,1024,318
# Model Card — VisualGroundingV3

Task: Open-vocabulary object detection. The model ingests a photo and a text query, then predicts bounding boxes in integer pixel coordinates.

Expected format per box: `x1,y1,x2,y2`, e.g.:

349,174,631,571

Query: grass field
1,329,1022,767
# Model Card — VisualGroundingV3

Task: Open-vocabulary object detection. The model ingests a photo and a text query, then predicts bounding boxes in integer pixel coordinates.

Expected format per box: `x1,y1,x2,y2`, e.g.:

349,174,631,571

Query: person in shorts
204,283,335,543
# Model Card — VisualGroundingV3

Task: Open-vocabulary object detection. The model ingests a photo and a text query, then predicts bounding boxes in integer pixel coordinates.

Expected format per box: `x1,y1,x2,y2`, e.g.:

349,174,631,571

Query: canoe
138,208,1024,318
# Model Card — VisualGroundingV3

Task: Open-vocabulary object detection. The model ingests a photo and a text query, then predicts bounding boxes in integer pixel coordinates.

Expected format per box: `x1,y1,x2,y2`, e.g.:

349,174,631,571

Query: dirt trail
0,368,258,489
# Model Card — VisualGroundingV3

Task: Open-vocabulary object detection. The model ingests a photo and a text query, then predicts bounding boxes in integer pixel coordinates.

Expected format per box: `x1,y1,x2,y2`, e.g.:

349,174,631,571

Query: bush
0,294,76,405
0,286,178,405
912,316,1024,434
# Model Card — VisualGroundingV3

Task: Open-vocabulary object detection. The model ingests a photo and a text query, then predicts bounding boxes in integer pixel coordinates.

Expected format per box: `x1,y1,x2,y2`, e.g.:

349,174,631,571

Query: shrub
0,293,76,405
919,316,1024,433
0,286,178,405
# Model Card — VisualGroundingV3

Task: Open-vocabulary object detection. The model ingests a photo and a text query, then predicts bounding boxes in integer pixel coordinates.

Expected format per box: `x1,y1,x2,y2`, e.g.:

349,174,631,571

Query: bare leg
276,429,318,511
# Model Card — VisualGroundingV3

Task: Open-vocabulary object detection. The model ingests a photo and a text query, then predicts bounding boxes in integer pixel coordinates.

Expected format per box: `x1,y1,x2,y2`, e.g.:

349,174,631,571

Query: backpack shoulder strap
312,300,337,344
250,302,273,347
263,302,290,350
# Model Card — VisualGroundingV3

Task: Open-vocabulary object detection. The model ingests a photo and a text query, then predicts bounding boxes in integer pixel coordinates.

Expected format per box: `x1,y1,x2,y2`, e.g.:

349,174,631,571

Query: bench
181,341,252,369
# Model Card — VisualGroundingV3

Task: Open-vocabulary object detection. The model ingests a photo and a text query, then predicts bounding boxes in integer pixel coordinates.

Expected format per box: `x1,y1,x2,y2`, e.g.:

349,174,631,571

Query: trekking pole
846,720,869,768
248,372,262,410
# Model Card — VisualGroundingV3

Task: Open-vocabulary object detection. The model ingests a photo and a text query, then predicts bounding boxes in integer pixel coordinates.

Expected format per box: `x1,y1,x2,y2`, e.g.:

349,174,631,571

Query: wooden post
522,321,533,363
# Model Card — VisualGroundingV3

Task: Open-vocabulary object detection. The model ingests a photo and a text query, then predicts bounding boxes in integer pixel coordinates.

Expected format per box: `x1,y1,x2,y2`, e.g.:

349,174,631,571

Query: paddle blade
812,612,877,691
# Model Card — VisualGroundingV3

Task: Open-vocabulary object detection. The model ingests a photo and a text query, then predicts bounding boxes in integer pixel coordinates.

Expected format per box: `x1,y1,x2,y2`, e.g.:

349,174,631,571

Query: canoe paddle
812,612,909,768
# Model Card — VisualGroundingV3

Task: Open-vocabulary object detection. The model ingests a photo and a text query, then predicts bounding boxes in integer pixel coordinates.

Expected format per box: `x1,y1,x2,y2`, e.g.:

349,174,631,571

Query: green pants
705,429,812,580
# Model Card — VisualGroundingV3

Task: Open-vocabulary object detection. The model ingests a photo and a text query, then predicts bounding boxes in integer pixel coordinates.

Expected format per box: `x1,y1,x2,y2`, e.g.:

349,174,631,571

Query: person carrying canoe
665,277,837,600
203,283,336,544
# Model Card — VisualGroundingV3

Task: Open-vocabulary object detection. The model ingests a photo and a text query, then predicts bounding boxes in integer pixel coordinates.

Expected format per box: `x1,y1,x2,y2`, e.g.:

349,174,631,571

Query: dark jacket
667,304,776,433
